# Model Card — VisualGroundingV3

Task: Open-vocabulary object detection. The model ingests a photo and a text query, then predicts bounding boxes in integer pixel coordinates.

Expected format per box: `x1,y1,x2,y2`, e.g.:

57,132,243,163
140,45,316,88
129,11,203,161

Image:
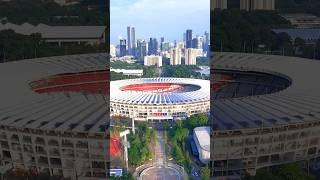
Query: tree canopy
0,0,106,26
200,165,210,180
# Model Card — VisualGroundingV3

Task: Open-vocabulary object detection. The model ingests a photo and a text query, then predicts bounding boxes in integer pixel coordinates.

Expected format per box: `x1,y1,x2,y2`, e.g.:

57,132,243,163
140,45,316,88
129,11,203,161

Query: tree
173,144,184,166
186,115,198,129
184,150,192,173
185,113,209,130
200,165,210,180
151,130,157,144
161,65,200,78
197,113,209,126
276,164,315,180
174,128,189,143
245,169,282,180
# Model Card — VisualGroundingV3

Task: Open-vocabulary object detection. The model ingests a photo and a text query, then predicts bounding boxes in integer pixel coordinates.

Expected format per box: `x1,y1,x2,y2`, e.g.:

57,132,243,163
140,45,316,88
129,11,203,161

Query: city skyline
110,0,210,44
112,27,210,63
113,27,209,45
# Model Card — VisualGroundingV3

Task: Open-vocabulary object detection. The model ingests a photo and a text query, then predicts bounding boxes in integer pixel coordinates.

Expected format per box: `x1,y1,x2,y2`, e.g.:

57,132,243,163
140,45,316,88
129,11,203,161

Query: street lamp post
120,130,130,172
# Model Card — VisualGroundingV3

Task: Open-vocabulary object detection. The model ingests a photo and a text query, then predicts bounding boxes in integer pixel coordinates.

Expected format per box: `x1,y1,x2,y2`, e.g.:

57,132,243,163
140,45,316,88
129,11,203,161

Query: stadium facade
110,78,210,121
212,52,320,177
0,54,108,179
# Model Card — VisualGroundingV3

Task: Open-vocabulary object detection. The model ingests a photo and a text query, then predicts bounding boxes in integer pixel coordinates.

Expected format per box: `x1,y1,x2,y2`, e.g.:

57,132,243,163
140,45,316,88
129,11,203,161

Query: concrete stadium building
212,52,320,178
110,78,210,122
0,54,108,179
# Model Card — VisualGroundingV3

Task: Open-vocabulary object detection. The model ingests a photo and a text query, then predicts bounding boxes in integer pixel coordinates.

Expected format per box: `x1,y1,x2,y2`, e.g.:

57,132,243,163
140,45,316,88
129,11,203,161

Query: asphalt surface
140,130,183,180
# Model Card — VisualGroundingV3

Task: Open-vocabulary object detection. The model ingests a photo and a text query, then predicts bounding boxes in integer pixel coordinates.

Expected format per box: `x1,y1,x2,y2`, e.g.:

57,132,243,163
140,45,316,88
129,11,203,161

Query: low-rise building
144,55,162,67
0,22,106,46
110,69,143,76
193,127,210,164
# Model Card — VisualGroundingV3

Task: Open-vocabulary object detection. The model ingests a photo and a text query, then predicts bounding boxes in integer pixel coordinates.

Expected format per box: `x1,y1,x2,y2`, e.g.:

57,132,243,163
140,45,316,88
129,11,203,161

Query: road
154,130,166,166
139,128,186,180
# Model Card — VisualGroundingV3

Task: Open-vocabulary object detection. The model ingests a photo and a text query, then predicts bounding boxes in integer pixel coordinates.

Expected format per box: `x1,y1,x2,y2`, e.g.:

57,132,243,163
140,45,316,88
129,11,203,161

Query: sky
110,0,210,45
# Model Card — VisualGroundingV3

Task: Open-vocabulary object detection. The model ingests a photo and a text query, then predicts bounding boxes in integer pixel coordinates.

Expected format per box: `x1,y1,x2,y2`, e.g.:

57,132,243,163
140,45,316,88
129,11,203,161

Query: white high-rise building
197,36,203,50
170,48,182,65
185,48,198,65
144,55,162,67
176,41,185,49
110,44,116,57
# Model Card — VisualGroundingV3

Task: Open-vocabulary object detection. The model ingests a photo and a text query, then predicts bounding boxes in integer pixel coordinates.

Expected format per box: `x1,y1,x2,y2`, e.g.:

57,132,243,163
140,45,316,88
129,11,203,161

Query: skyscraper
161,37,164,43
204,31,209,53
192,38,198,49
119,39,127,57
162,42,170,52
110,44,116,57
148,38,158,55
160,37,164,51
127,26,131,55
170,48,182,65
131,27,136,56
197,36,203,50
186,29,193,48
185,48,198,65
137,39,147,60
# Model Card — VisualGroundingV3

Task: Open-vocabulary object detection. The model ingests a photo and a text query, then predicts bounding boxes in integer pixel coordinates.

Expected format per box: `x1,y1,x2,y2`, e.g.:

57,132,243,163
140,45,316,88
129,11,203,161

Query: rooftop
0,53,108,133
194,126,210,152
213,52,320,130
0,22,106,39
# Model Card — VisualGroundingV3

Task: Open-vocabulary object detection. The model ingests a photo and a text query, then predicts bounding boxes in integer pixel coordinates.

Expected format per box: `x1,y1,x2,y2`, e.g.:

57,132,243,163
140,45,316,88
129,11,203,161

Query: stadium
212,52,320,178
0,54,108,179
110,78,210,121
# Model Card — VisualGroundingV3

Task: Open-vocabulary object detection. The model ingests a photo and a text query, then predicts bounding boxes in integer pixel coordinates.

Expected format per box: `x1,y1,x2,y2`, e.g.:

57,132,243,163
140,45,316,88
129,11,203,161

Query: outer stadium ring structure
110,78,210,122
212,52,320,178
0,54,108,179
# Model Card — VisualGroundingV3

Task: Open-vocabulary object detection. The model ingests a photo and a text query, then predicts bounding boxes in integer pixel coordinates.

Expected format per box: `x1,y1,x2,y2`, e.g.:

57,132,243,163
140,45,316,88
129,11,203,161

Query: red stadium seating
121,83,182,93
31,70,109,95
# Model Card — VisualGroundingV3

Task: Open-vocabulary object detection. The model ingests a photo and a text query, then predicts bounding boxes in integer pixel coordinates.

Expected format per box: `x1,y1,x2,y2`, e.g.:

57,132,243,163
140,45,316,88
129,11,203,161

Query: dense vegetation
161,65,202,78
167,114,209,174
168,121,191,172
212,9,320,59
0,30,106,62
196,57,210,66
245,164,315,180
200,165,210,180
212,9,291,53
184,113,209,130
0,0,106,25
127,124,156,166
